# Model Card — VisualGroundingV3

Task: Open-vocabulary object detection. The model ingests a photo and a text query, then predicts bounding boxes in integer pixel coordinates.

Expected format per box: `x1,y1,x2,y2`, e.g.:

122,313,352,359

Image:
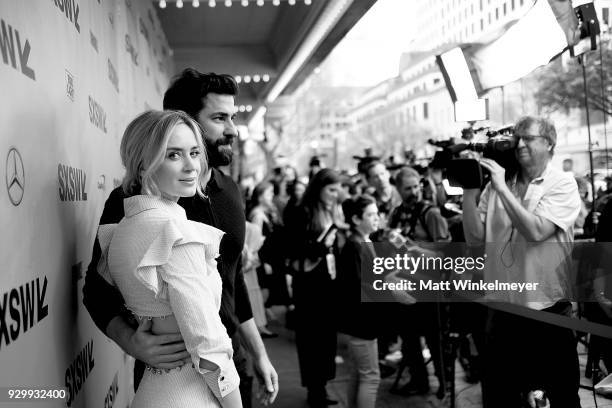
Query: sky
320,0,418,87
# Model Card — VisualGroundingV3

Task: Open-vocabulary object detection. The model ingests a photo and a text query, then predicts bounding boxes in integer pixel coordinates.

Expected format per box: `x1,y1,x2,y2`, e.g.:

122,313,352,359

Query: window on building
479,0,483,11
603,7,609,25
423,102,429,119
471,4,474,14
413,106,416,119
434,78,441,85
488,13,491,23
472,23,475,33
520,0,523,5
503,3,507,15
495,8,499,19
511,0,515,10
480,18,484,30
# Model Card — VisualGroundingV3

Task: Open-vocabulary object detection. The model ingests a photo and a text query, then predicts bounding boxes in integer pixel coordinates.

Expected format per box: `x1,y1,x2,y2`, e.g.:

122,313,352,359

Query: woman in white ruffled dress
96,110,241,408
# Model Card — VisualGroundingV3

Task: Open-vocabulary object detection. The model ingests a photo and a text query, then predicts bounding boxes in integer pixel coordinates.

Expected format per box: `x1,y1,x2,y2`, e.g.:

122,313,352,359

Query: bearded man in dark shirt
83,69,278,407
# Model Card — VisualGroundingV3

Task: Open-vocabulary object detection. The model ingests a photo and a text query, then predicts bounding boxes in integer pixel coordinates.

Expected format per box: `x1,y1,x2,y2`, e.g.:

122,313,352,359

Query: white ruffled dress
97,195,239,407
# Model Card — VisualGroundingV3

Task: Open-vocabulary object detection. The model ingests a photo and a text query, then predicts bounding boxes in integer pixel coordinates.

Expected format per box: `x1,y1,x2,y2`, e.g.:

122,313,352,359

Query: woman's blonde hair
120,110,208,198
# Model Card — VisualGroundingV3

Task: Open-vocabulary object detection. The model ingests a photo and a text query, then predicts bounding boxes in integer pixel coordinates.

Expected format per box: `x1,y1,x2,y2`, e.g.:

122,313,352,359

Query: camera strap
408,201,434,242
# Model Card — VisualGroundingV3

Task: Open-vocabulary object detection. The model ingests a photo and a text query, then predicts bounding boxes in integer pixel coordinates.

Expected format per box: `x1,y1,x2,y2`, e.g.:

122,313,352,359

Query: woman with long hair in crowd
337,195,381,408
246,181,282,337
96,110,241,407
286,168,344,407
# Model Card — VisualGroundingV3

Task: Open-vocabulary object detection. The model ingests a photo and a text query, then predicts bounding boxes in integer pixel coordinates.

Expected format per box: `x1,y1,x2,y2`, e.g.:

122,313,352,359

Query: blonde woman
96,110,241,407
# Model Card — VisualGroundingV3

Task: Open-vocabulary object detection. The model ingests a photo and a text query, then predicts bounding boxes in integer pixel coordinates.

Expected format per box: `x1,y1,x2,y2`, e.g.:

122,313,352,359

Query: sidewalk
254,307,612,408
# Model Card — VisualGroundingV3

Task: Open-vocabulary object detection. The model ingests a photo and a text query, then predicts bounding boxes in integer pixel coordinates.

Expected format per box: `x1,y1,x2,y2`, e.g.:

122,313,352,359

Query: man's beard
206,137,234,167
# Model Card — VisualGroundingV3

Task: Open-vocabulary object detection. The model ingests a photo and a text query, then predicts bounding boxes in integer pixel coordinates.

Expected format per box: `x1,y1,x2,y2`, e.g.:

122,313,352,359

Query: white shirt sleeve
533,177,581,232
159,243,239,399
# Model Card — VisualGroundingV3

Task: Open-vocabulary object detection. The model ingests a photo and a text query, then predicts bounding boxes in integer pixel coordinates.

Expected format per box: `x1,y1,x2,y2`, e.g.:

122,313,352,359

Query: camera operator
462,116,581,408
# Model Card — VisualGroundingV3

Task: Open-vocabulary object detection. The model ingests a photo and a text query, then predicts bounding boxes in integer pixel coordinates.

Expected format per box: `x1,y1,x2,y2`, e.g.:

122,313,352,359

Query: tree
534,39,612,117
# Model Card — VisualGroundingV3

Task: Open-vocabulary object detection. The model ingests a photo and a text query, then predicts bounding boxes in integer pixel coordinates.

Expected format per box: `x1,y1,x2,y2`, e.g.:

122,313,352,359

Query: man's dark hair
163,68,238,118
343,194,376,228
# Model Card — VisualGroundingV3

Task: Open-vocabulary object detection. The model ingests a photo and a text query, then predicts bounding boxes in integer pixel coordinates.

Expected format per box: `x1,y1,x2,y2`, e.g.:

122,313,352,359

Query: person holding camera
462,116,581,408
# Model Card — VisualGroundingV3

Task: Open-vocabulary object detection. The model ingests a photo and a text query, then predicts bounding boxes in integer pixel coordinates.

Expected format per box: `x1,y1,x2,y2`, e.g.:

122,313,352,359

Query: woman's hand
323,229,337,248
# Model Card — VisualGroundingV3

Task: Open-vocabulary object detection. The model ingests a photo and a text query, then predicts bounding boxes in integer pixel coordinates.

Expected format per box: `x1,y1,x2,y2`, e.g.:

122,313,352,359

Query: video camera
428,125,519,189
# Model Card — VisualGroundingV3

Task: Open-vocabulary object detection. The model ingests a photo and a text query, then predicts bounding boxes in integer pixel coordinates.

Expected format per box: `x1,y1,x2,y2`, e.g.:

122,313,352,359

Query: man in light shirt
462,116,581,408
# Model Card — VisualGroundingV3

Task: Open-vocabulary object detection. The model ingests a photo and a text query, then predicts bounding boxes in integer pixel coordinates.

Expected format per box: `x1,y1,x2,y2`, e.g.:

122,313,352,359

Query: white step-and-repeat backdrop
0,1,173,406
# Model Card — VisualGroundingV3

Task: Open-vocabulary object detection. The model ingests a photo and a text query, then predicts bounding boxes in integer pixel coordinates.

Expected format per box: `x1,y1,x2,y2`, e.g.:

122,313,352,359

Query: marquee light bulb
242,0,249,5
272,0,280,5
288,0,295,5
253,74,261,83
262,74,270,82
176,0,184,7
235,75,242,83
209,0,216,6
225,0,232,6
243,75,252,83
304,0,311,4
159,0,167,8
246,105,253,112
257,0,264,5
193,0,200,6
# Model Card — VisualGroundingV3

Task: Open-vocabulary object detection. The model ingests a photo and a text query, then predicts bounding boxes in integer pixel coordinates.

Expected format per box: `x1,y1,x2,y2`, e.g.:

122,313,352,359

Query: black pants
293,273,337,389
481,302,581,408
134,331,253,407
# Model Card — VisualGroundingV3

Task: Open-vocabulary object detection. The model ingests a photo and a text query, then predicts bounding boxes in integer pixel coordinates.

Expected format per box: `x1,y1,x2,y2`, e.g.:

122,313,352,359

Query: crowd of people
81,66,612,408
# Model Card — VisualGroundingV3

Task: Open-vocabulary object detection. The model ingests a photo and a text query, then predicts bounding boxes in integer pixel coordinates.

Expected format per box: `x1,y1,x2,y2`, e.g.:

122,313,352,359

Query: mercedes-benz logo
6,147,25,206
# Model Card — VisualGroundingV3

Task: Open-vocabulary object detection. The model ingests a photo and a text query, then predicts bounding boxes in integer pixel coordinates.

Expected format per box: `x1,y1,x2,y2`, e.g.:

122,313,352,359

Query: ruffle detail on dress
97,224,118,284
134,219,225,298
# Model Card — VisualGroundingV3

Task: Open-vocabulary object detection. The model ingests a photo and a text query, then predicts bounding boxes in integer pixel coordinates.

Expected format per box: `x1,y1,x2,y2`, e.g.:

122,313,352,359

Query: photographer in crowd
462,116,581,408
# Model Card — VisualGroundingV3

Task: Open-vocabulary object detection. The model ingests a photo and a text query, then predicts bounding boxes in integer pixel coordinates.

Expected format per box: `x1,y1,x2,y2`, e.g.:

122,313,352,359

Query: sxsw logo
125,34,138,66
88,95,107,133
108,59,119,93
0,18,35,81
90,30,98,53
51,0,80,33
58,163,88,202
65,70,75,101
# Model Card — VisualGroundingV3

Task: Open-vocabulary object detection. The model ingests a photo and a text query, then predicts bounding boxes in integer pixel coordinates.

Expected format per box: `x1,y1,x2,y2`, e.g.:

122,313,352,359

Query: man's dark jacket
83,168,252,338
